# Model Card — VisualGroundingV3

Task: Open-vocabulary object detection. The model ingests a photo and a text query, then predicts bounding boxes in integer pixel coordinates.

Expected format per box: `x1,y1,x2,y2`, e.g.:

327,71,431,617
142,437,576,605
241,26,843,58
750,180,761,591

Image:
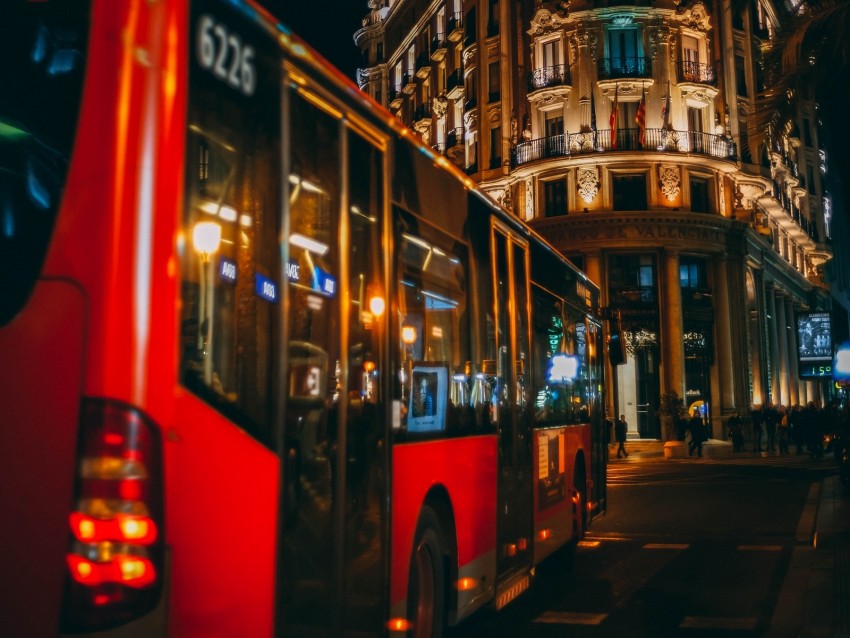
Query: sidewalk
609,439,850,636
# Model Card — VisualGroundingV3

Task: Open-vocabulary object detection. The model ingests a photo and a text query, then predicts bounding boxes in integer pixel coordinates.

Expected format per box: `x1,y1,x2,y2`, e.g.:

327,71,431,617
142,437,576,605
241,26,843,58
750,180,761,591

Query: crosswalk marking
643,542,689,549
680,616,758,630
534,611,607,625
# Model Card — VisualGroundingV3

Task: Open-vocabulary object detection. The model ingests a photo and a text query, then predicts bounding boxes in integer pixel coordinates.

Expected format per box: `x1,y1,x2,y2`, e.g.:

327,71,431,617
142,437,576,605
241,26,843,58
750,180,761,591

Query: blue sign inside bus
255,274,278,303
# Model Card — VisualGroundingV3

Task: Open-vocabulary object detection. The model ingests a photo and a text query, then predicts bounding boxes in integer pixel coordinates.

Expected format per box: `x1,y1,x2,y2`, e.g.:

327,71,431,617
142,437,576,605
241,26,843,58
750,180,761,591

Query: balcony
413,102,432,127
510,127,737,168
389,86,404,110
447,12,464,42
415,51,431,79
446,68,464,100
430,35,447,62
447,127,464,149
597,57,652,81
677,61,717,86
402,72,416,94
464,95,477,112
527,64,571,92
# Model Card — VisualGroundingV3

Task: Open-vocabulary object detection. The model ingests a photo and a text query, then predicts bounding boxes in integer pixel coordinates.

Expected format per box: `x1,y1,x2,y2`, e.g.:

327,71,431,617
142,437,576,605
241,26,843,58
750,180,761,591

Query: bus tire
573,467,587,541
407,505,447,638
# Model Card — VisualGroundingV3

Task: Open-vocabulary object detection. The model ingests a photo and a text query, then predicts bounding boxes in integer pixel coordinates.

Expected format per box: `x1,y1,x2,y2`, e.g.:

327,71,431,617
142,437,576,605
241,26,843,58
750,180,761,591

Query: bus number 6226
196,14,256,96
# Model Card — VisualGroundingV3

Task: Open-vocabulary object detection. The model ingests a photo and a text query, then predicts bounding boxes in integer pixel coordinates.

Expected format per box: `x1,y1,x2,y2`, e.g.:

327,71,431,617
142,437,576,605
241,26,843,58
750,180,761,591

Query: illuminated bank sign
796,311,833,378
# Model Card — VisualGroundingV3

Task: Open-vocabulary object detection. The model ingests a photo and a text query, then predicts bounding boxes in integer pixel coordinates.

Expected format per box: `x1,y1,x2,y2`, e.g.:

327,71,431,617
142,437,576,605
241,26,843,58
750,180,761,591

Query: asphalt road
455,453,838,637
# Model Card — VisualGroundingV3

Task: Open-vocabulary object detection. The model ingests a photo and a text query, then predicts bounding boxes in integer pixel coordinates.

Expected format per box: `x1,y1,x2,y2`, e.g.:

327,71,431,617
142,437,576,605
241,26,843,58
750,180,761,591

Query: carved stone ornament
675,2,712,32
570,26,597,62
525,177,535,219
528,8,571,36
433,96,448,120
736,181,766,209
570,131,597,153
577,166,600,203
659,165,681,201
463,44,477,65
464,108,478,134
501,186,513,212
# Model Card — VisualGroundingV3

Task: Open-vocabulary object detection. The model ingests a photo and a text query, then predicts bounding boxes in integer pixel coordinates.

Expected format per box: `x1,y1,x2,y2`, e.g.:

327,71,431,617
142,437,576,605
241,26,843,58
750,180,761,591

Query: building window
608,254,656,290
607,28,638,74
543,179,567,217
679,257,705,289
803,118,812,146
545,111,563,137
489,125,501,169
488,62,500,102
487,0,499,36
690,176,710,213
612,174,647,211
808,165,817,194
735,55,748,97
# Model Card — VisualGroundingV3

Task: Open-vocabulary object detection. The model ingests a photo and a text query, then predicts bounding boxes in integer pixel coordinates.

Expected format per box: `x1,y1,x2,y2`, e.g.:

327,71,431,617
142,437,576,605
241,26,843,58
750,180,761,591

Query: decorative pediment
528,8,571,37
675,2,711,32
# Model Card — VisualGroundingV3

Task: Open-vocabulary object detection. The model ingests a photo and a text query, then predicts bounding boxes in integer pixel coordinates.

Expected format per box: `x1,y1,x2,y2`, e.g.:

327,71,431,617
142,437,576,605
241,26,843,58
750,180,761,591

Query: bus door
282,80,388,635
491,225,534,591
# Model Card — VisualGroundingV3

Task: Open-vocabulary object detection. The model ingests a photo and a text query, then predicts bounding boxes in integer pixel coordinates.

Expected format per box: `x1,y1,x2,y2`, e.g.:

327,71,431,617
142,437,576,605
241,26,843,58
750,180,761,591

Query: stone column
775,292,790,405
786,299,800,406
713,254,735,412
662,249,685,398
766,284,780,404
584,251,602,292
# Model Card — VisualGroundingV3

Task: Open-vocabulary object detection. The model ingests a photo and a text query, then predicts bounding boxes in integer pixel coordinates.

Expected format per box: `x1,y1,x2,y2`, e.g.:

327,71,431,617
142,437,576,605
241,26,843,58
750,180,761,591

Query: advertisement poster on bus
407,364,448,432
537,431,566,509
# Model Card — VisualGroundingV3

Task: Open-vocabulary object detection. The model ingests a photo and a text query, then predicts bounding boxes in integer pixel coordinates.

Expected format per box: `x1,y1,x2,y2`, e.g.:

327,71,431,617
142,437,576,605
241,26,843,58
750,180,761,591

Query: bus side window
395,213,470,434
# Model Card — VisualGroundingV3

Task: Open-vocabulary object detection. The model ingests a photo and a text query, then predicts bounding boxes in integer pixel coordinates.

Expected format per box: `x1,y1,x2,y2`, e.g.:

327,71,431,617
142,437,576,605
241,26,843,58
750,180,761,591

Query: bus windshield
0,0,90,325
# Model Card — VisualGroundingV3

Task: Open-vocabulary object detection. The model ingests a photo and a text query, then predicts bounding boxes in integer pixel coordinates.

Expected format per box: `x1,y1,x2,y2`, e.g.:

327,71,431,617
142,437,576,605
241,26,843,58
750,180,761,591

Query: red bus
0,0,606,636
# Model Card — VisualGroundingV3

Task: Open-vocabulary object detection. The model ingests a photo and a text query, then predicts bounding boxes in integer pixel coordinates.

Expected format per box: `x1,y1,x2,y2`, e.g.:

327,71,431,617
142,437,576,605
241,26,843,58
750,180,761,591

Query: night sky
274,2,366,81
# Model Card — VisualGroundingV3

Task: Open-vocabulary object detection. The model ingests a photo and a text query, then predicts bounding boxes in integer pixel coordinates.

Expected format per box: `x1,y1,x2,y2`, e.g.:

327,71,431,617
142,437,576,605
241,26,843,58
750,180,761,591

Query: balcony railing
677,60,717,86
597,57,652,80
413,102,432,124
415,51,431,78
446,68,464,99
528,64,571,92
510,127,737,167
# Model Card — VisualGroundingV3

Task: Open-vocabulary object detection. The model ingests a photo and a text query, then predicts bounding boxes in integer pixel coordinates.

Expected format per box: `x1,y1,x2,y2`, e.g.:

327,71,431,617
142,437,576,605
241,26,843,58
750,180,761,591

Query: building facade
355,0,835,439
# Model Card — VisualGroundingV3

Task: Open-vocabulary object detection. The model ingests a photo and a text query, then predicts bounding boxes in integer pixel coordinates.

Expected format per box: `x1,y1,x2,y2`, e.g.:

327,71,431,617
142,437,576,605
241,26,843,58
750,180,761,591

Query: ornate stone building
355,0,834,439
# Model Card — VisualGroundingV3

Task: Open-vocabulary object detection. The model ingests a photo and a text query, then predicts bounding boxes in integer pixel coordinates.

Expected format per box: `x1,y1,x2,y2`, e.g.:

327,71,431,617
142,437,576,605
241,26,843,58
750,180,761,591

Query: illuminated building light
402,325,417,344
290,232,329,256
456,577,478,591
538,528,552,541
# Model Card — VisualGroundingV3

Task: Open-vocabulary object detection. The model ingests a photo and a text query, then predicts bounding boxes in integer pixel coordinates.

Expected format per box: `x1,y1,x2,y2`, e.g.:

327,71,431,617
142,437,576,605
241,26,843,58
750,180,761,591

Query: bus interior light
290,232,329,256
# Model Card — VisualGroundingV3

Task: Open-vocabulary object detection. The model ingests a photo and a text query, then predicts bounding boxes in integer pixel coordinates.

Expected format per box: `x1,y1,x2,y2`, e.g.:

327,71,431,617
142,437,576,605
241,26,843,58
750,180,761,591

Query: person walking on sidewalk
688,410,705,457
751,404,765,452
615,414,629,458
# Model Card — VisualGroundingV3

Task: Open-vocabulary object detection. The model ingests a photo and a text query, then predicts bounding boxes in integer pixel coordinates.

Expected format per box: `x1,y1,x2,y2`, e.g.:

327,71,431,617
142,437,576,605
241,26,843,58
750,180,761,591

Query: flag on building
661,80,671,130
590,89,597,131
610,84,619,149
635,85,647,147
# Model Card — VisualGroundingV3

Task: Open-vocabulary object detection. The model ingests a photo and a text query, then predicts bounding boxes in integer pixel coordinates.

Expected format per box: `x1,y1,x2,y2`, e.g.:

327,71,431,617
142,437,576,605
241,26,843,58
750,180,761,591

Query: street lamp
192,221,221,385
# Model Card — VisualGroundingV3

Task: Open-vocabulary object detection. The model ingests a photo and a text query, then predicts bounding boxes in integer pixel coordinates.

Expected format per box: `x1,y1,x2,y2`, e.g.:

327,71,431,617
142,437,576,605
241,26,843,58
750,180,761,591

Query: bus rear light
67,553,155,588
61,398,164,632
69,512,158,544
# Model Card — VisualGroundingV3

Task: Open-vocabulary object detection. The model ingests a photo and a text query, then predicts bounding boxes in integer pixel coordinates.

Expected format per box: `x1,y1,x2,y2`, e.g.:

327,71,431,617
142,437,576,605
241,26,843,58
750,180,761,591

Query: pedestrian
615,414,629,458
728,411,744,452
764,401,779,452
777,405,790,454
750,404,764,453
789,404,804,454
687,409,705,457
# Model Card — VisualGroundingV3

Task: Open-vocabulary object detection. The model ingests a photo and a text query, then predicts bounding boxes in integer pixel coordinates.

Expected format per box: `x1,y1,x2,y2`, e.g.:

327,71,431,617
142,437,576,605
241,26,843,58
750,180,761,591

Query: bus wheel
408,506,447,638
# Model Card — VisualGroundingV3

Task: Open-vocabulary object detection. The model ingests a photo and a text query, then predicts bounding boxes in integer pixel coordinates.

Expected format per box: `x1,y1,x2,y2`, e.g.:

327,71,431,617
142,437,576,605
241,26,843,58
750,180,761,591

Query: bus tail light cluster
61,399,164,632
